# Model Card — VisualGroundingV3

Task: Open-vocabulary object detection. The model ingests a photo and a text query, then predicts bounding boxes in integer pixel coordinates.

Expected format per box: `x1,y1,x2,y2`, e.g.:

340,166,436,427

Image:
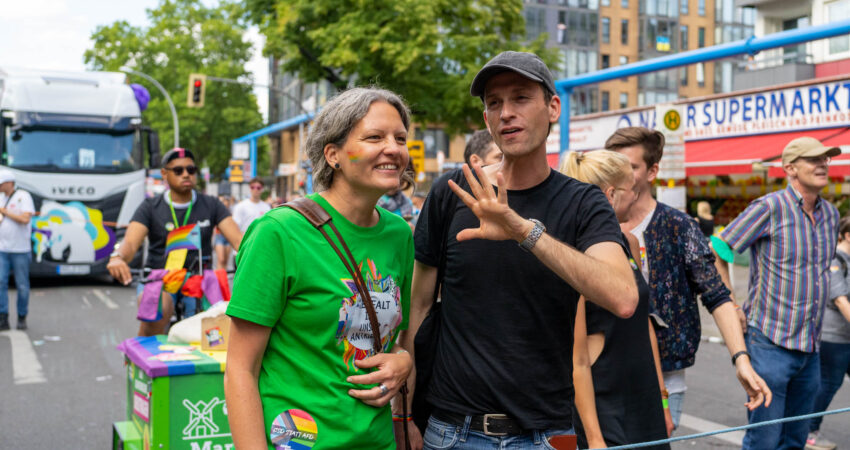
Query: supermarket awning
685,127,850,177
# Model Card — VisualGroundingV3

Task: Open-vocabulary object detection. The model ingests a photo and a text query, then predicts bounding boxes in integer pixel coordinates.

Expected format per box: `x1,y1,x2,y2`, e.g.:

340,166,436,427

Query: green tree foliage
246,0,558,135
85,0,268,179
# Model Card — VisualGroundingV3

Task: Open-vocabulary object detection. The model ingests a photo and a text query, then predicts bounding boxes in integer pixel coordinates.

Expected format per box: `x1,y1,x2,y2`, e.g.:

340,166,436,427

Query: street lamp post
120,67,180,148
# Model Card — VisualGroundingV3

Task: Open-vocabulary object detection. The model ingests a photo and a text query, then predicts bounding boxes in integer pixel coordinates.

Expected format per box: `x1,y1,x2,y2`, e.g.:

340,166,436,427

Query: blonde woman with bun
561,150,672,449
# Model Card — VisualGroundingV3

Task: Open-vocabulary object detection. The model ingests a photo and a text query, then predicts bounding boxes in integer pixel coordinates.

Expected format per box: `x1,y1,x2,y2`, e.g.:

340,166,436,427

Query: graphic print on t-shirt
270,409,318,450
335,259,402,369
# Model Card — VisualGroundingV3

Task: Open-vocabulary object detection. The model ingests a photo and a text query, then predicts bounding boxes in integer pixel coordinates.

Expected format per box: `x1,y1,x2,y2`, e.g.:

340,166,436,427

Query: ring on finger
378,383,389,396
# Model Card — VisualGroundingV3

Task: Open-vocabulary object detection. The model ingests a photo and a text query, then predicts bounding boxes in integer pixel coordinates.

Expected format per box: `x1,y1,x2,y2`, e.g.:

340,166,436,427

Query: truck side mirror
148,131,161,168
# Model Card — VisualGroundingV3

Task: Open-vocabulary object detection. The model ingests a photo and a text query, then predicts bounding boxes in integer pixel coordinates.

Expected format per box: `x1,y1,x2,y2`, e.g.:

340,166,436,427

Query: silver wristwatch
519,219,546,252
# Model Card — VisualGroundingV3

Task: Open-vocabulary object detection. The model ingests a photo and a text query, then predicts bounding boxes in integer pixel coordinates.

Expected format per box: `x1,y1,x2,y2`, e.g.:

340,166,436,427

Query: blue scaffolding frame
555,18,850,166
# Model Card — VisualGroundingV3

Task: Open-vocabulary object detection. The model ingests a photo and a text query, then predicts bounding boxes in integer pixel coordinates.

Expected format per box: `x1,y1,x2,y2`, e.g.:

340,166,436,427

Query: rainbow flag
166,224,201,253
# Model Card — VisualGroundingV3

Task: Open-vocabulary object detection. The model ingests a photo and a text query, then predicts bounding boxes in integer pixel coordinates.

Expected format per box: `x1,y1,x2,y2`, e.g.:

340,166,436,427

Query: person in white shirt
0,169,35,331
232,178,271,233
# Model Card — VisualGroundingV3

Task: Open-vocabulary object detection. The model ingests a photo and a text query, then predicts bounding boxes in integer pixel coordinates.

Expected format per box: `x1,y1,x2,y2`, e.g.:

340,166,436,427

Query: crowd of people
101,50,850,450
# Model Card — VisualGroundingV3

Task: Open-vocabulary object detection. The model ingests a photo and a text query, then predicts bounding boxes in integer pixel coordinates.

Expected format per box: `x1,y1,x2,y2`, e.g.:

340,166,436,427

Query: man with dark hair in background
607,127,771,430
463,129,502,167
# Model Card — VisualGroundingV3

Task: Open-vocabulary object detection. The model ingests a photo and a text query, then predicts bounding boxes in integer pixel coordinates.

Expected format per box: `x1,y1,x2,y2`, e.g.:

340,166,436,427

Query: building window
680,25,689,50
681,0,689,15
415,128,449,158
558,12,566,44
602,17,610,43
602,54,610,69
524,8,546,41
562,48,599,78
829,0,850,54
602,0,610,5
602,91,610,111
698,0,705,16
696,62,705,87
619,55,628,81
622,0,628,7
698,26,705,48
620,92,628,109
680,67,688,86
621,19,629,45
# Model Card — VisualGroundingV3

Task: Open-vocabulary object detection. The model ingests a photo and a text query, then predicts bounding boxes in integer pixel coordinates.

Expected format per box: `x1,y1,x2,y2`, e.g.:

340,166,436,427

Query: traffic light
187,73,206,107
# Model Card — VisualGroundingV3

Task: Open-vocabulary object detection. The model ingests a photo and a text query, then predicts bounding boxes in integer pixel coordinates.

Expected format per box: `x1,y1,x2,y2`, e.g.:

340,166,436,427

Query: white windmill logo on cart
182,397,224,439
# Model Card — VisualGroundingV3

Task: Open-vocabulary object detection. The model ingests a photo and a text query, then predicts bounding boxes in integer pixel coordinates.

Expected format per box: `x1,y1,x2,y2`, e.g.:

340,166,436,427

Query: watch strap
519,219,545,252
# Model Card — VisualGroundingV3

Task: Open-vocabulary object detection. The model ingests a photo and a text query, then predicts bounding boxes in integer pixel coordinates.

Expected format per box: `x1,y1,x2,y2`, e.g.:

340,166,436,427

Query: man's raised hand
447,163,533,243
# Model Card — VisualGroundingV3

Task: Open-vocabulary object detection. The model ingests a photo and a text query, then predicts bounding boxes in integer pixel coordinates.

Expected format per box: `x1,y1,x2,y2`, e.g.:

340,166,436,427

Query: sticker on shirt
336,259,403,369
830,264,841,272
629,257,638,271
270,409,318,450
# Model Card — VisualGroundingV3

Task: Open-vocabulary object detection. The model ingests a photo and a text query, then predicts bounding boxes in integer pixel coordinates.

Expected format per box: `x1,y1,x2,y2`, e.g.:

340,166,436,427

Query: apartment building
525,0,754,113
736,0,850,89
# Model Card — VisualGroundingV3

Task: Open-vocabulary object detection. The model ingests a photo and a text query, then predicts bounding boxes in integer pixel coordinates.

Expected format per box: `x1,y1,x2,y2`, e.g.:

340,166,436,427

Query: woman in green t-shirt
225,87,415,449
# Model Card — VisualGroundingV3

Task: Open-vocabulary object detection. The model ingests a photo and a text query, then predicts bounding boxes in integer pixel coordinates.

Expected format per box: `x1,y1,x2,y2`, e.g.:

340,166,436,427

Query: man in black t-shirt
395,52,640,449
107,148,242,336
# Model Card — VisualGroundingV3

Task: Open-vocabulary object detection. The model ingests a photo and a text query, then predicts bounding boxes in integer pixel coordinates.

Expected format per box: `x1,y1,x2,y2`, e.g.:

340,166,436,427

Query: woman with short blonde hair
562,149,672,449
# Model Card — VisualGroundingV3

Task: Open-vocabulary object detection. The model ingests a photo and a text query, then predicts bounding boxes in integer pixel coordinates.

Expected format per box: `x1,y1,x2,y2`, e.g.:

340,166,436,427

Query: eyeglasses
164,165,197,176
250,185,263,190
798,156,831,165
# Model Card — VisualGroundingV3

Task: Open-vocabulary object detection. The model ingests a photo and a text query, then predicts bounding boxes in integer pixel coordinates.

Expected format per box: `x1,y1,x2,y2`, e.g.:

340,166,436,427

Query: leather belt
433,408,524,436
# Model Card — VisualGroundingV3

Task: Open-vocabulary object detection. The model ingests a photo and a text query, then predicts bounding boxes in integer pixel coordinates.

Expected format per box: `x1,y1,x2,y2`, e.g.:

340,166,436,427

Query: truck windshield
5,127,141,173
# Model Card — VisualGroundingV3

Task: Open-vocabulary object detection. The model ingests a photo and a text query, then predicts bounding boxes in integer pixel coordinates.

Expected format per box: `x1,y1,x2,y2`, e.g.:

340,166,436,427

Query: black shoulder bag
411,172,462,433
284,198,411,450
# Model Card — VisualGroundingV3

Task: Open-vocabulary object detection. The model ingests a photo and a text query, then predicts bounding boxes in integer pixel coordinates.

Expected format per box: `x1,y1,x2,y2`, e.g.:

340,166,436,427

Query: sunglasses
250,185,263,190
164,165,197,176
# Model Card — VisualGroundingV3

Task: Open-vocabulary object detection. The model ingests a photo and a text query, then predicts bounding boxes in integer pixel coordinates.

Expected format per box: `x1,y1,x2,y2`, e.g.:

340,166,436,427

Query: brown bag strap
284,197,412,450
284,198,382,353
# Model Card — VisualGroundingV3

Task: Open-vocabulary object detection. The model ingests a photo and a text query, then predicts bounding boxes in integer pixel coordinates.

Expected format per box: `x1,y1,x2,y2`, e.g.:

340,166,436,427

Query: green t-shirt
226,193,413,450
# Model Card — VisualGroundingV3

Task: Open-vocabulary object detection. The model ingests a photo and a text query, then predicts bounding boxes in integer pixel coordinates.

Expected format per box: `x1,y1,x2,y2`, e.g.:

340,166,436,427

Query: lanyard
167,191,194,228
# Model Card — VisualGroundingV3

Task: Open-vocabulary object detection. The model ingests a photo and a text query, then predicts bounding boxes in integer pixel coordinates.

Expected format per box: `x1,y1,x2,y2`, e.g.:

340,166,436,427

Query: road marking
1,330,47,385
81,295,92,309
92,289,119,309
679,413,745,445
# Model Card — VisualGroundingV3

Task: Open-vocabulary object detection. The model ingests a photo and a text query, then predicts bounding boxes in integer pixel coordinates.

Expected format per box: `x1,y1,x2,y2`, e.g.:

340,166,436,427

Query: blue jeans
742,327,820,450
809,340,850,432
0,251,31,317
668,392,685,430
423,416,574,450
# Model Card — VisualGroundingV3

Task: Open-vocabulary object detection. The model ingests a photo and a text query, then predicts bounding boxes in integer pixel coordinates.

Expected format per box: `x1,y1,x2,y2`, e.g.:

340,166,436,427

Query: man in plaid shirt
721,136,841,450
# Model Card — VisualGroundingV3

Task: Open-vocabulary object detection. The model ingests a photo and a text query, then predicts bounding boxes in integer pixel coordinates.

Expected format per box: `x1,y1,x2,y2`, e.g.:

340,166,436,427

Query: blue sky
0,0,269,119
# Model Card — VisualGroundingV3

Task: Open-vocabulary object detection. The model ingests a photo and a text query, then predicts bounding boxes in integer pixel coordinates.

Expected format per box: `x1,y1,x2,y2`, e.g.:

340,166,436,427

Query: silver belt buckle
482,413,509,436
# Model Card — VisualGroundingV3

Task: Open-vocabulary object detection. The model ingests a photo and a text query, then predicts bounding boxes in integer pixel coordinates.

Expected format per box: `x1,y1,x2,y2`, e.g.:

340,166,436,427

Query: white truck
0,67,160,276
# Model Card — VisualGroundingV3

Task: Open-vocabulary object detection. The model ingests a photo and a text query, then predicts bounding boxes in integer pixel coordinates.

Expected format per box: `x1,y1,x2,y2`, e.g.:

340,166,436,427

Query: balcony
733,52,814,91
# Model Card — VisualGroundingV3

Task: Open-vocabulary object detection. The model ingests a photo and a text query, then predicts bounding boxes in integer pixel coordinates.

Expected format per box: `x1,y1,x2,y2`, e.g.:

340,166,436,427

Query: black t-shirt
414,168,623,430
131,191,231,270
575,234,669,448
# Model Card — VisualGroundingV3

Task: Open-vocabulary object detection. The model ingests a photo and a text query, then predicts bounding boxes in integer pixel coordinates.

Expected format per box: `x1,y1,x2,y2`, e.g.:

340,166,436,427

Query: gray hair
306,87,412,191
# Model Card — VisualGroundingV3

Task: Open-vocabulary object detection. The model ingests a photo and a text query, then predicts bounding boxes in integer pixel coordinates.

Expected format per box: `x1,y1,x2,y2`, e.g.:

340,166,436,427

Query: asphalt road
1,272,849,449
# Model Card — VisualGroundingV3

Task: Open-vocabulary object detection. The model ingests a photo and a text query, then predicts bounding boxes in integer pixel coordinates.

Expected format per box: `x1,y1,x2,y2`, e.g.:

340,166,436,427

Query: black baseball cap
470,51,557,98
161,148,196,167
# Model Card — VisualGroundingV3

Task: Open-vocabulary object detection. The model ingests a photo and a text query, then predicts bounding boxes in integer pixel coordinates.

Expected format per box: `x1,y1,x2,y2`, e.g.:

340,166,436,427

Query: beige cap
782,137,841,165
